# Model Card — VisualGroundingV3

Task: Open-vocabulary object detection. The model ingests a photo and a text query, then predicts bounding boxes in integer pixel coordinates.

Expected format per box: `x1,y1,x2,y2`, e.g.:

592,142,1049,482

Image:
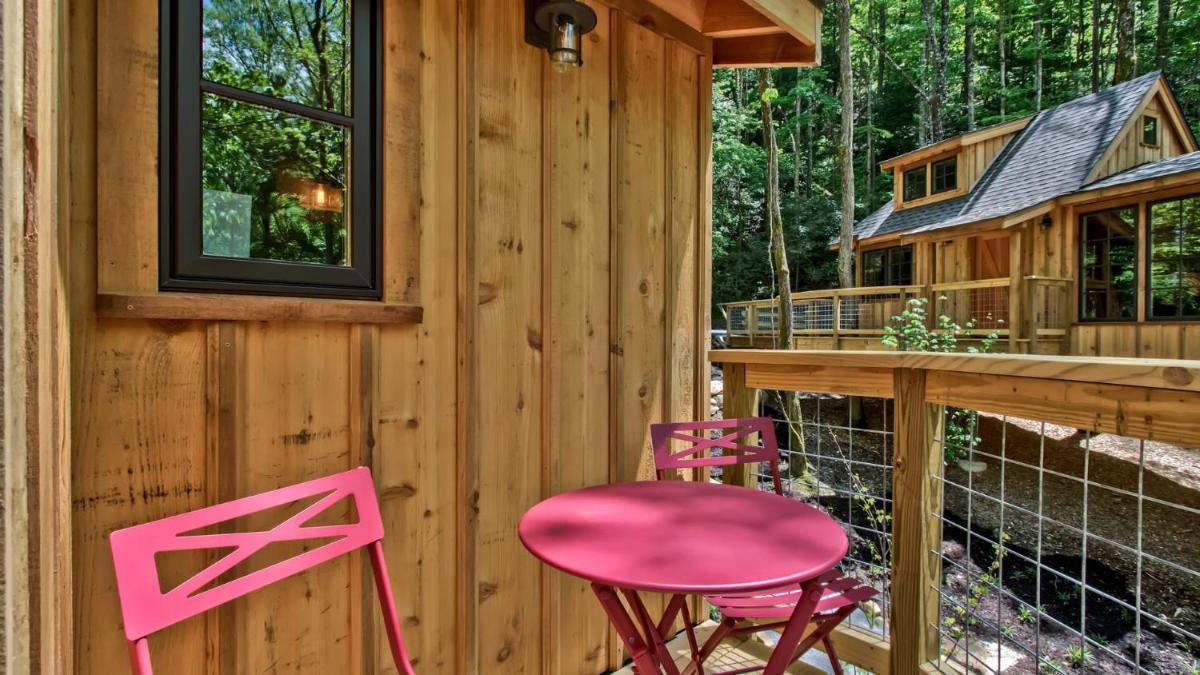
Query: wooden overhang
643,0,823,67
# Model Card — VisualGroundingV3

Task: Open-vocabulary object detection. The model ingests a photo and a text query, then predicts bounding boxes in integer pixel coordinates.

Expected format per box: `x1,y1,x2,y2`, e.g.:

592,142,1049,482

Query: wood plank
544,5,613,672
890,369,941,674
745,364,895,399
97,293,423,325
702,0,784,37
600,0,711,55
711,349,1200,393
926,370,1200,448
736,0,822,46
712,33,818,68
96,0,158,294
472,1,545,671
720,363,760,489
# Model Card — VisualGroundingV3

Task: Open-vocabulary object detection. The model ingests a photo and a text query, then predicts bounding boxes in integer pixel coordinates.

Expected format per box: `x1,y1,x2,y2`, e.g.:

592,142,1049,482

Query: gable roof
1075,149,1200,193
853,71,1164,241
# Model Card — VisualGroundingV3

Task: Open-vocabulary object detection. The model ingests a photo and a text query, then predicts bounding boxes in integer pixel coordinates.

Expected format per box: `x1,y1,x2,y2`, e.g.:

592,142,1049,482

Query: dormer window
1142,115,1160,147
932,157,958,194
903,166,927,202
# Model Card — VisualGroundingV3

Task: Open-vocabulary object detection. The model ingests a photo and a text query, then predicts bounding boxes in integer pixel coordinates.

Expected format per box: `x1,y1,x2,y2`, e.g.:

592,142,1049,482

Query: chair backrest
650,417,783,494
109,466,385,641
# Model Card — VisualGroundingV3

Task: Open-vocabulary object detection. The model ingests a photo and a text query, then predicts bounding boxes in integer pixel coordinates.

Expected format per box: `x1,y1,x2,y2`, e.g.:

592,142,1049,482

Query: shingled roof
854,71,1164,241
1075,149,1200,193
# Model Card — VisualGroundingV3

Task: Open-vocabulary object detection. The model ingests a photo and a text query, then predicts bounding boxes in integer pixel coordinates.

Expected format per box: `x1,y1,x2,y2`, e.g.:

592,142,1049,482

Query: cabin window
161,0,381,297
1147,195,1200,320
1079,207,1138,321
1142,115,1160,147
903,167,927,202
931,157,957,194
862,245,914,287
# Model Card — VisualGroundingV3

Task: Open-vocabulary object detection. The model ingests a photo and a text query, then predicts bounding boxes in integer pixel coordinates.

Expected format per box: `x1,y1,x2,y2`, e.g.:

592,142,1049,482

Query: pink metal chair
650,418,878,674
109,466,415,675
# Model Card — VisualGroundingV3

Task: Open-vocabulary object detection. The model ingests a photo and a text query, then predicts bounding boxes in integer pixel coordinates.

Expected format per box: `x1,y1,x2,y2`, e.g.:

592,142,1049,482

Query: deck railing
721,277,1072,352
711,349,1200,675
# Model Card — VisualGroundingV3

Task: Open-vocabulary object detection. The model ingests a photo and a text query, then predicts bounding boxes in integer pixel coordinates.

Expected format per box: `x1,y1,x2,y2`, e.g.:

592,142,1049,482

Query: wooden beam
736,0,822,47
721,363,759,488
702,0,784,38
890,369,942,674
96,293,424,324
710,349,1200,393
600,0,712,55
712,33,817,68
745,364,894,398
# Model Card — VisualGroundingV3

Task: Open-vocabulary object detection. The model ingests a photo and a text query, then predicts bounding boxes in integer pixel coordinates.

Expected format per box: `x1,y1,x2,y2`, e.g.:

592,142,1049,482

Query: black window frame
1145,193,1200,321
902,166,928,202
1078,206,1139,323
931,157,958,194
862,244,914,287
1142,114,1160,147
160,0,382,298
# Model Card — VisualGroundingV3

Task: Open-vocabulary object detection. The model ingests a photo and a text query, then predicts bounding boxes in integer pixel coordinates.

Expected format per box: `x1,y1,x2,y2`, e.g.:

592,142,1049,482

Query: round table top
518,481,849,594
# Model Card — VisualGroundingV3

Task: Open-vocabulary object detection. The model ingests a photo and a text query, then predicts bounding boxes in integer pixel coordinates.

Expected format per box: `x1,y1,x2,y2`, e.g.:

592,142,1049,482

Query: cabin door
975,234,1010,280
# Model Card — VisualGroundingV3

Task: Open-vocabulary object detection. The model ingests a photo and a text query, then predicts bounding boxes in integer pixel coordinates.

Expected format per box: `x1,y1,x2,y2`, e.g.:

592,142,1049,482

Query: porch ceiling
648,0,823,67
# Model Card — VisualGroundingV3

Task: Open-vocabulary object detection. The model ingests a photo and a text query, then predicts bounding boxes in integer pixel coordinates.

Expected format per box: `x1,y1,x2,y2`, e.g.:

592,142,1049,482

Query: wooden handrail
711,348,1200,674
929,277,1010,291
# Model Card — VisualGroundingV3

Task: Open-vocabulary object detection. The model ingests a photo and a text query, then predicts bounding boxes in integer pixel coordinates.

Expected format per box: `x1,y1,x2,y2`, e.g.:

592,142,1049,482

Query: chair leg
129,638,153,675
822,634,843,675
368,540,416,675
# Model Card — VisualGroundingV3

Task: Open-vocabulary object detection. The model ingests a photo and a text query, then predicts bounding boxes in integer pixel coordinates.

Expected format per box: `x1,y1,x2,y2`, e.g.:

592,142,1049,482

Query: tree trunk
934,0,948,141
1091,0,1101,91
964,0,976,130
1156,0,1171,70
837,0,855,290
1114,0,1136,83
759,69,794,351
866,2,876,210
999,0,1008,117
920,0,935,144
1034,3,1044,110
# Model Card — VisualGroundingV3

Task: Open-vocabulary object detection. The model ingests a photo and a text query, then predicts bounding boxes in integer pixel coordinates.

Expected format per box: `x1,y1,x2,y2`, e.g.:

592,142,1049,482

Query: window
931,157,957,194
903,166,927,202
1079,207,1137,321
161,0,381,297
862,245,914,287
1142,115,1160,147
1148,195,1200,319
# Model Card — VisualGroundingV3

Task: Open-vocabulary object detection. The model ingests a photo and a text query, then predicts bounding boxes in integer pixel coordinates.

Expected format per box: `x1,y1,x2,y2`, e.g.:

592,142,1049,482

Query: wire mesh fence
933,285,1010,332
794,298,835,332
838,293,911,332
929,409,1200,674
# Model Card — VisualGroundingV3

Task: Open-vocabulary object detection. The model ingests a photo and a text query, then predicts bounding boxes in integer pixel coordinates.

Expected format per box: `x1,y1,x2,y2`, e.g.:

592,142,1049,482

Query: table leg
592,583,662,674
622,589,684,675
761,578,825,675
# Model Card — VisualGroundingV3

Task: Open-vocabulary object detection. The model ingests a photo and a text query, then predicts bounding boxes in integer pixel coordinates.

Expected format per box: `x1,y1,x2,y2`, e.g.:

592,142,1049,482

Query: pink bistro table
518,480,850,674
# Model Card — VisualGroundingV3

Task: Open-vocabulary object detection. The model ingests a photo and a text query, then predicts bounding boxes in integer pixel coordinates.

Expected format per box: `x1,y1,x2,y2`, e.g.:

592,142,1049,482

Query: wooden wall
1090,90,1192,182
67,1,711,674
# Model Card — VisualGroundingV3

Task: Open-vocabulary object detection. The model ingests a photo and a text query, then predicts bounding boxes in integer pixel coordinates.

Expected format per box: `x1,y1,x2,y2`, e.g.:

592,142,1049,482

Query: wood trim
735,0,821,46
745,364,894,398
711,32,817,68
600,0,712,55
1061,170,1200,206
710,349,1200,393
96,293,423,324
702,0,784,38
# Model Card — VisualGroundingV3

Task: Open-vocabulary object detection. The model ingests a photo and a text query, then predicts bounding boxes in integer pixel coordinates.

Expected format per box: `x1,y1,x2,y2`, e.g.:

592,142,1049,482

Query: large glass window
862,245,914,287
931,157,957,194
903,167,927,202
1148,195,1200,319
162,0,380,297
1079,207,1138,321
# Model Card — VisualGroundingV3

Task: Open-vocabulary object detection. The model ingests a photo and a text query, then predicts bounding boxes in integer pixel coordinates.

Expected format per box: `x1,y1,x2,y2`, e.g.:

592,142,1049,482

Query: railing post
1025,280,1039,354
832,294,842,350
891,368,943,674
721,363,759,488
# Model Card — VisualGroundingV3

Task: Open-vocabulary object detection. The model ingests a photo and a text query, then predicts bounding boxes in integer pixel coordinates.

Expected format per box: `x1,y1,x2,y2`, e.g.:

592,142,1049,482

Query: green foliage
1067,644,1094,669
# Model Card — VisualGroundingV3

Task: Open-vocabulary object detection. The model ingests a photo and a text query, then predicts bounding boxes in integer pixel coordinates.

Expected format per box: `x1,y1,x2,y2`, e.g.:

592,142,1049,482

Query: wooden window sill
97,293,422,325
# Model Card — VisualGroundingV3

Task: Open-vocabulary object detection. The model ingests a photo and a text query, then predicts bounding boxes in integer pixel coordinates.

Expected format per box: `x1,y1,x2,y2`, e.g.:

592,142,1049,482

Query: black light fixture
1040,214,1053,229
525,0,598,73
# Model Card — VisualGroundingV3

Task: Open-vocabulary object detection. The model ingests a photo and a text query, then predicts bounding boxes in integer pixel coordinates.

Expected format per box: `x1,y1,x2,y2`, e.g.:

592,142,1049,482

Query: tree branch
849,23,930,101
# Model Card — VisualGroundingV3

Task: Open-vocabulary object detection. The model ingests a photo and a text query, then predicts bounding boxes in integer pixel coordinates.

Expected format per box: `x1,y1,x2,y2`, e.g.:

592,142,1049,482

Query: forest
712,0,1200,310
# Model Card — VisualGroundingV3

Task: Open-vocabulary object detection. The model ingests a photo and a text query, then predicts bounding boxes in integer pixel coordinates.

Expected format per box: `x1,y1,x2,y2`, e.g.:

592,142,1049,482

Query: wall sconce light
1040,214,1053,229
525,0,598,73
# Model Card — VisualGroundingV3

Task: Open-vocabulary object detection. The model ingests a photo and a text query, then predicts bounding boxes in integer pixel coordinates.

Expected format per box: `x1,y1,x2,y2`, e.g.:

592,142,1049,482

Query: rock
709,380,723,395
942,541,966,560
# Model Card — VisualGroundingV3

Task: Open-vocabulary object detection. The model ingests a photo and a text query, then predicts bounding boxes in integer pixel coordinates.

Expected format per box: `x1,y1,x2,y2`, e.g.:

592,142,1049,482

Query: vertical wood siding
70,0,711,673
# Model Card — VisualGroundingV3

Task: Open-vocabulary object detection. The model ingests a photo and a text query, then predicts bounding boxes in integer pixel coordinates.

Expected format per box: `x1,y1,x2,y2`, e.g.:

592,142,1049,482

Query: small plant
1067,644,1094,669
1002,625,1017,639
1187,660,1199,675
1018,604,1037,624
882,298,1002,463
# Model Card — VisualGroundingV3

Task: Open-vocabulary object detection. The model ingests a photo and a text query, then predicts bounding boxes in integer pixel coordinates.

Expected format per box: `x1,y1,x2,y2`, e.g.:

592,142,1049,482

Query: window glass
201,95,350,265
1079,207,1137,321
931,157,957,194
203,0,352,114
863,245,913,286
1143,115,1159,146
903,166,927,202
1149,196,1200,319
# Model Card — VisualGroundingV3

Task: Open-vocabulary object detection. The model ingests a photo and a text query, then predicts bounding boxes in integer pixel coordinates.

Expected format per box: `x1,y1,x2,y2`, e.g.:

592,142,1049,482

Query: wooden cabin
1,1,823,673
723,72,1200,358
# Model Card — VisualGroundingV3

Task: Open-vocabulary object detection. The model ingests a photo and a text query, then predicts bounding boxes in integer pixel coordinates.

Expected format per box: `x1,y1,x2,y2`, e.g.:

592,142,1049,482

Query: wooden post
832,294,842,350
1025,280,1040,355
721,363,759,488
1008,228,1024,353
890,369,943,674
